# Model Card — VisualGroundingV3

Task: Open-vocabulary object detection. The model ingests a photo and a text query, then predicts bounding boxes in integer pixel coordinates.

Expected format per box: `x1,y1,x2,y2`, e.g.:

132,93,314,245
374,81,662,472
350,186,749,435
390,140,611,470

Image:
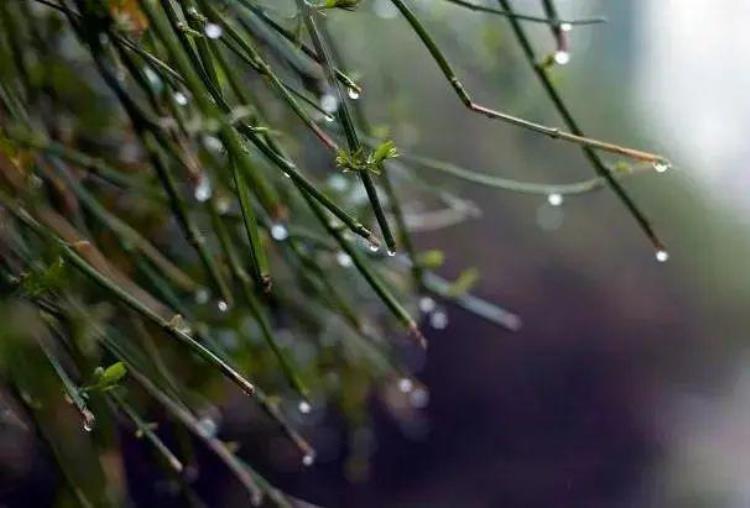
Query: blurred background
3,1,750,507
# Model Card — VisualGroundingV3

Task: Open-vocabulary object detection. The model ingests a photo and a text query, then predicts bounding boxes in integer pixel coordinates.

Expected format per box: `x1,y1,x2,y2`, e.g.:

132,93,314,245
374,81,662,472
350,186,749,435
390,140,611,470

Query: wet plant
0,0,670,505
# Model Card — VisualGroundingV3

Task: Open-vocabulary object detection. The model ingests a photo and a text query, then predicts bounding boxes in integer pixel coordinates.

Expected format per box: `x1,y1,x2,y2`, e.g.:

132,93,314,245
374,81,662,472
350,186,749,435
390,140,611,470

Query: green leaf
446,268,480,297
417,249,445,269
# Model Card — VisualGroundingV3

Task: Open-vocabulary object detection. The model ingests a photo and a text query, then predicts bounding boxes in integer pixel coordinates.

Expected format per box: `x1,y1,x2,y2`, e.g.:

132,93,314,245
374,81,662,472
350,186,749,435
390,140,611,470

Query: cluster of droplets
419,296,449,330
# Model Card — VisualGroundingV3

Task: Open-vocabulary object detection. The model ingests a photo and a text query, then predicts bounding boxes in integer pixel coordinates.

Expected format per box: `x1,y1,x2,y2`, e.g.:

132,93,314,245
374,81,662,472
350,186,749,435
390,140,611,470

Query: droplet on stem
270,223,289,241
82,409,96,432
347,87,360,100
194,288,210,304
298,400,312,414
368,242,380,253
560,22,573,32
553,50,571,65
653,160,671,173
320,93,338,114
217,300,229,312
173,91,189,106
547,193,564,206
336,251,353,267
398,378,414,393
204,23,223,39
302,452,316,467
194,173,212,202
409,387,429,408
655,250,669,263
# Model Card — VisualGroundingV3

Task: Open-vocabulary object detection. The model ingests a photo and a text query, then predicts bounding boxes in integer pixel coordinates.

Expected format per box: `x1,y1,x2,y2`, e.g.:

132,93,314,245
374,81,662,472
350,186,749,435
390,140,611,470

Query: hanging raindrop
270,223,289,241
336,251,353,267
547,193,563,206
398,378,414,393
194,173,212,202
82,410,96,432
173,91,189,106
298,400,312,414
418,296,436,314
655,250,669,263
347,87,361,100
204,23,223,40
320,93,338,114
217,300,229,312
302,452,316,467
653,160,671,173
429,310,448,330
554,50,571,65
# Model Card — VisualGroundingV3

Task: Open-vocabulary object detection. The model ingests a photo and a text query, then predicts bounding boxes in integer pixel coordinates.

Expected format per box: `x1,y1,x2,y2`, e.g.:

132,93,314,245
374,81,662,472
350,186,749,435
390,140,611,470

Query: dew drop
347,87,360,100
270,223,289,241
203,135,224,153
653,160,671,173
324,114,335,123
194,173,212,202
418,296,436,314
298,400,312,414
217,300,229,312
320,93,338,114
216,196,231,215
144,67,163,92
553,50,571,65
336,251,353,267
655,250,669,263
82,410,96,432
398,377,414,393
368,242,380,253
302,452,316,467
560,22,573,32
429,310,448,330
547,193,564,206
386,249,396,257
204,23,223,39
197,417,218,438
173,91,189,106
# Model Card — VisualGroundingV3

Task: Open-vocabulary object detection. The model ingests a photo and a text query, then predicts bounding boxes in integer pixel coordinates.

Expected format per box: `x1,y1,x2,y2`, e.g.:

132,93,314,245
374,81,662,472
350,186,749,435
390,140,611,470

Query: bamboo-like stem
442,0,605,25
387,0,668,165
299,188,426,348
0,193,257,397
109,391,184,474
296,0,397,253
497,0,666,251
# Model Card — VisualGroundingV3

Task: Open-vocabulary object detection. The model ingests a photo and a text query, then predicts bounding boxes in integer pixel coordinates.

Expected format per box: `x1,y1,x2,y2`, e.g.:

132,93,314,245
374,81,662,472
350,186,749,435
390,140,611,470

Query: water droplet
398,378,414,393
419,296,436,314
429,310,448,330
204,23,223,39
216,196,231,214
194,173,212,202
203,135,223,153
320,93,338,114
302,452,316,467
283,172,292,179
298,401,311,414
560,22,573,32
547,193,563,206
653,160,671,173
194,288,210,304
173,91,189,106
217,300,229,312
324,114,335,123
336,251,353,267
347,87,360,100
409,387,429,408
536,203,564,231
270,223,289,241
655,250,669,263
327,174,348,192
197,416,218,438
368,242,380,253
553,50,571,65
386,249,396,257
82,410,96,432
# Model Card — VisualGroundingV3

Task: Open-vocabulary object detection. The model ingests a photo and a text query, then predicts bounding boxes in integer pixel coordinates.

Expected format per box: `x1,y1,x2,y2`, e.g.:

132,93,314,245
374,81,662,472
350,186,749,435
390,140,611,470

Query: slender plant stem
442,0,605,25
